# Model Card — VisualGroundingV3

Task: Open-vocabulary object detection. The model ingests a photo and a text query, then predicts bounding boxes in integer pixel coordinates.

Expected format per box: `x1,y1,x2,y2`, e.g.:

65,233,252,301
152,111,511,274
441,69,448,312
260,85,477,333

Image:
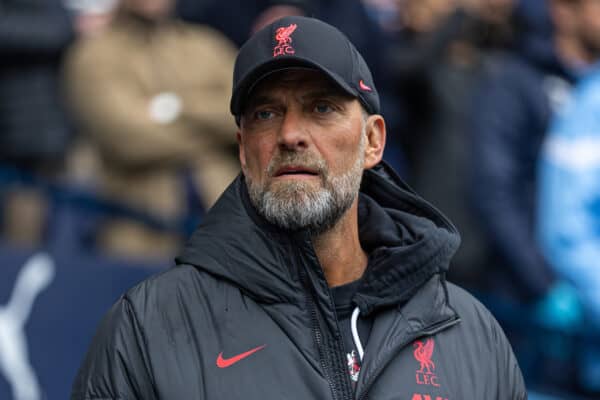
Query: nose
277,108,309,150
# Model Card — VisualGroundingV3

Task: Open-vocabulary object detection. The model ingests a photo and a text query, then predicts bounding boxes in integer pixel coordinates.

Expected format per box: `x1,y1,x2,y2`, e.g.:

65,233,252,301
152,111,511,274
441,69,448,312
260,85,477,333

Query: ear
363,114,386,169
237,131,248,174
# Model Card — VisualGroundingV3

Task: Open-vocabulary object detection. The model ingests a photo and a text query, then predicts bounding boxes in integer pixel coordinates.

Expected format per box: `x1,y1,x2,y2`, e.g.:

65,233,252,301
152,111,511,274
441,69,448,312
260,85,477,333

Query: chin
269,179,322,194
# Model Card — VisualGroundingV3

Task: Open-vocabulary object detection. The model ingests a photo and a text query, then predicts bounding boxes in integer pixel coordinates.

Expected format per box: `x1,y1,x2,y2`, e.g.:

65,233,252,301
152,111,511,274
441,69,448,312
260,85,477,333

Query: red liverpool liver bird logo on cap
273,23,298,57
413,338,440,387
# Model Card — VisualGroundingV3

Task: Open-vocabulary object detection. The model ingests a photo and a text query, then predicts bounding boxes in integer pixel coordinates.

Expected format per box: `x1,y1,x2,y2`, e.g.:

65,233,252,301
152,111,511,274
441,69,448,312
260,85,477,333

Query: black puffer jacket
72,163,527,400
0,0,74,163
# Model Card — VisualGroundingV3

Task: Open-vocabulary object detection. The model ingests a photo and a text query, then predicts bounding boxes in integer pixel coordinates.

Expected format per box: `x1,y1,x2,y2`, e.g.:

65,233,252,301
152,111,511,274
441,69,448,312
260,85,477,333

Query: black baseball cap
230,16,380,121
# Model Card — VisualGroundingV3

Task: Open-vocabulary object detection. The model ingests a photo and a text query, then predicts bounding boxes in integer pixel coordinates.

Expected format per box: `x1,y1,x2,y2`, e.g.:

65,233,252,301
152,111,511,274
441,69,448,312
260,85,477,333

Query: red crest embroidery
414,339,435,374
273,23,298,57
413,339,440,387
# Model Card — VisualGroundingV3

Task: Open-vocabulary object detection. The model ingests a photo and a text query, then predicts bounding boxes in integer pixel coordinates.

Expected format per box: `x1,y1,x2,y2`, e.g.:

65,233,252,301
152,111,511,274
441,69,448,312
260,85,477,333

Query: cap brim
230,56,358,118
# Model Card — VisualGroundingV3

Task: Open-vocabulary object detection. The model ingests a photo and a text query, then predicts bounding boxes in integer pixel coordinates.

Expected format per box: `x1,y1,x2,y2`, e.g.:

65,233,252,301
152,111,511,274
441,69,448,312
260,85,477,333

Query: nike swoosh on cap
359,80,372,92
216,345,267,368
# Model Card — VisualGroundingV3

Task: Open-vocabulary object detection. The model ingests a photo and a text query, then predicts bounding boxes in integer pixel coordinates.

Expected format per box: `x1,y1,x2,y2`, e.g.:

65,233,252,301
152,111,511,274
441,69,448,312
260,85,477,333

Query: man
71,16,526,399
65,0,239,259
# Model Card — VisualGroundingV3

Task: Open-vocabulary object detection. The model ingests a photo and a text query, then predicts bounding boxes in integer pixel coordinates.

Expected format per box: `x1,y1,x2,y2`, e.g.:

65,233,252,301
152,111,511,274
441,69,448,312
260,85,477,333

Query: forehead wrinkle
243,71,357,122
246,94,279,110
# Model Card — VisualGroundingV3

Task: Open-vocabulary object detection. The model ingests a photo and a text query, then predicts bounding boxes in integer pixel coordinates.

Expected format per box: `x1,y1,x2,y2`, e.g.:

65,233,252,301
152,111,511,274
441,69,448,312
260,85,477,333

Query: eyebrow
246,89,352,111
245,95,277,111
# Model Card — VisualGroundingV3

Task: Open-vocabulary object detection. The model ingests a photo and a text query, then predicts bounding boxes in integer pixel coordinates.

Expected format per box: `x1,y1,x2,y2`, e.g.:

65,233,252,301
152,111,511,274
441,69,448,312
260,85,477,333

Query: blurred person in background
0,0,76,246
469,0,600,390
390,0,516,168
471,0,600,311
361,0,403,34
538,62,600,394
64,0,239,261
385,0,517,288
65,0,117,37
60,0,116,186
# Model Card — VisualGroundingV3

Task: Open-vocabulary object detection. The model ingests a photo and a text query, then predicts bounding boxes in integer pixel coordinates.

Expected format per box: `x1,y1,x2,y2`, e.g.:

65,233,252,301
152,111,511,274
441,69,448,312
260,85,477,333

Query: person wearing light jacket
71,16,526,400
539,66,600,325
538,66,600,392
65,0,239,259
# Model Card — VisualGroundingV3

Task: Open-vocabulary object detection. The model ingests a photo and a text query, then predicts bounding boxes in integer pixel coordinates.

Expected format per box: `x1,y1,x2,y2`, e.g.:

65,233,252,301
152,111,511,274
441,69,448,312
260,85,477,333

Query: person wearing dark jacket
0,0,76,244
0,0,74,163
71,16,526,400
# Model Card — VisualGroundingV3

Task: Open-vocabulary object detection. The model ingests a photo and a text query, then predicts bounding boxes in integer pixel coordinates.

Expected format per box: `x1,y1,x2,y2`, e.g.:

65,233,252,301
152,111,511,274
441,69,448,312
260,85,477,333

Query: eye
254,110,274,120
314,102,334,114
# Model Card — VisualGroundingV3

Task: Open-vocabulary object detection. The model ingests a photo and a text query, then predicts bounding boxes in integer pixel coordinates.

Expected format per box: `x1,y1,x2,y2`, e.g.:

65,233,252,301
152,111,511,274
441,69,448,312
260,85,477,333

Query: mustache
266,151,327,177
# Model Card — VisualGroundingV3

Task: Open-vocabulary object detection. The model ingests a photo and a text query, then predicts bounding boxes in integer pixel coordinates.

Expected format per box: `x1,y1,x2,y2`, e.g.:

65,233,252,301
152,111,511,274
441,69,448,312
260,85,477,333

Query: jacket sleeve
71,296,156,400
487,309,528,400
469,61,555,299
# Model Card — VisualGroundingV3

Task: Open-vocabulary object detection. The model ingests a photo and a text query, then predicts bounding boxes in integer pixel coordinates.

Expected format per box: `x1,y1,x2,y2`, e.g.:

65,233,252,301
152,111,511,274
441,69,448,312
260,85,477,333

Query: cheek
242,136,275,174
580,5,600,31
590,17,600,36
320,130,363,171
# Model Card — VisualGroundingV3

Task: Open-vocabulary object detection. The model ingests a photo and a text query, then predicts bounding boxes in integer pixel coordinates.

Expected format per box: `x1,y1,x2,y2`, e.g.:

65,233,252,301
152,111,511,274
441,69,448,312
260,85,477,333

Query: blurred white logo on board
0,254,55,400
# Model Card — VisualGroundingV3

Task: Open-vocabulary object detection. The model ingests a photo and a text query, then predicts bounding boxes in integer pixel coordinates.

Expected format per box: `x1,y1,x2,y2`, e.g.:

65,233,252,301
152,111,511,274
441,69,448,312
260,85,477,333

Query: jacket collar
356,274,460,395
176,161,461,313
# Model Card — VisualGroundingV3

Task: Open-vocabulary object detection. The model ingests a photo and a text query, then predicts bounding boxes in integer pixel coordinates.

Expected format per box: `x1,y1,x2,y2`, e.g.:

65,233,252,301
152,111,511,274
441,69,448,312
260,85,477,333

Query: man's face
553,0,600,61
237,69,376,234
576,0,600,59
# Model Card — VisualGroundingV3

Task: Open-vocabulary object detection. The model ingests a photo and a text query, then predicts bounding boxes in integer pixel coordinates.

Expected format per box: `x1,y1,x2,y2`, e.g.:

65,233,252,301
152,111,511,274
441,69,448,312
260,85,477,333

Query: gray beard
246,133,366,235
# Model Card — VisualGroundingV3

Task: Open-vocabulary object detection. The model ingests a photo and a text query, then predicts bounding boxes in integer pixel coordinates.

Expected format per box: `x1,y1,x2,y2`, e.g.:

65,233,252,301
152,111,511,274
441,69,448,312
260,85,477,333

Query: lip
273,165,320,179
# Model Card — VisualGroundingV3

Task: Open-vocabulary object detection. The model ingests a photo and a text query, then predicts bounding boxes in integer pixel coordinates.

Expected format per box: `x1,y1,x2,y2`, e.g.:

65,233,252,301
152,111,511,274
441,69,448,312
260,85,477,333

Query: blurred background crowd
2,0,600,398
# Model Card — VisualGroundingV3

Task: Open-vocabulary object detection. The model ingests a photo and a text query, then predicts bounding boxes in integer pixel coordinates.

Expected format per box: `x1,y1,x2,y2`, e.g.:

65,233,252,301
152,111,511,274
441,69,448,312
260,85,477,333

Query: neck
312,200,368,287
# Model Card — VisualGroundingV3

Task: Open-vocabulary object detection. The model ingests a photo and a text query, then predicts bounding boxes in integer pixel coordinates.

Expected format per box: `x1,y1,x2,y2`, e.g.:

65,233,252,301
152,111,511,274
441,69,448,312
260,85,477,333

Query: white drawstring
351,307,364,361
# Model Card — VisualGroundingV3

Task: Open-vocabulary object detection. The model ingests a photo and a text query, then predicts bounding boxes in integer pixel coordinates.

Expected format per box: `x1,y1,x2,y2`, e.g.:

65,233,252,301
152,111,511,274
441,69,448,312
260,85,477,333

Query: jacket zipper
356,316,460,400
299,256,338,400
310,299,335,396
297,248,354,400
